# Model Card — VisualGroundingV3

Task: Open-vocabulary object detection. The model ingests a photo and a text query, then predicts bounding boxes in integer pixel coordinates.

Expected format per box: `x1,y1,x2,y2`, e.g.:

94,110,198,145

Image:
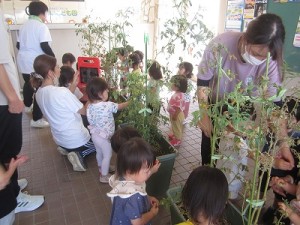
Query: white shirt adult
0,11,21,105
17,18,52,74
36,86,90,148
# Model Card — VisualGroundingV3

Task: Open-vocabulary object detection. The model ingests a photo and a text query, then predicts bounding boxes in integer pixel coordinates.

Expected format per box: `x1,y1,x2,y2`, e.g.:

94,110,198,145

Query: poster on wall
293,16,300,47
254,0,267,17
225,0,244,32
273,0,300,2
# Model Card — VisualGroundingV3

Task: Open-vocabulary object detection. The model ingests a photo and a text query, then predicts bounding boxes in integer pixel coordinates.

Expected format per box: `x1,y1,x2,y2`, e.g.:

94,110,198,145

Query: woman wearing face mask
16,1,54,128
31,54,96,172
197,13,294,170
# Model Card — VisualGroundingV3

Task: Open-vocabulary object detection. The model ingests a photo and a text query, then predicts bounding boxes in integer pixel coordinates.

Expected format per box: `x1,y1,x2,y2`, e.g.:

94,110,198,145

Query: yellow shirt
177,221,193,225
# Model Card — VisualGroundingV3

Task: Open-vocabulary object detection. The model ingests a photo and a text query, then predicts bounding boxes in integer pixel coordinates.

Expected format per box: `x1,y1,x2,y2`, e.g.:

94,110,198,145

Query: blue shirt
109,193,151,225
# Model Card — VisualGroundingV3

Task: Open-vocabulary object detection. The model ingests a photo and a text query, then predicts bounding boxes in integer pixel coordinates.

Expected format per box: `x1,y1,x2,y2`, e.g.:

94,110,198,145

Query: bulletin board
268,1,300,72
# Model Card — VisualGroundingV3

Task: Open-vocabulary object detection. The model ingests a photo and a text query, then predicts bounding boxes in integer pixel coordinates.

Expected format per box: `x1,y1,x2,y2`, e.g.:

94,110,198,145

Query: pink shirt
197,32,282,102
167,92,185,116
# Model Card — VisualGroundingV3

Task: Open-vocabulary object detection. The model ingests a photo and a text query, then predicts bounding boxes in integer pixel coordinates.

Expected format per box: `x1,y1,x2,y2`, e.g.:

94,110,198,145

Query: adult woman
17,1,54,128
197,13,294,169
31,54,95,172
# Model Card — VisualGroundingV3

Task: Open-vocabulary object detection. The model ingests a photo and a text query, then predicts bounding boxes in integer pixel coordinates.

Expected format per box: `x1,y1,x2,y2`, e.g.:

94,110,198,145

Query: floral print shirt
87,101,118,139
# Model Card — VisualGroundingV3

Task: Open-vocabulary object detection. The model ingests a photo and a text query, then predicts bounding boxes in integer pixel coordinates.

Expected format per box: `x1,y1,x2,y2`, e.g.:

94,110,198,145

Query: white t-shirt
17,18,52,74
87,101,118,139
36,86,90,148
0,10,21,105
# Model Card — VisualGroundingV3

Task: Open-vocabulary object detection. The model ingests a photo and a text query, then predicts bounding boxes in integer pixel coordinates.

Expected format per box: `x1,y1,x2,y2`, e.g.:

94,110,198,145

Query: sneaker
15,192,44,213
57,146,69,156
30,118,49,128
17,179,28,191
168,133,175,141
170,138,181,147
67,151,87,172
99,175,110,183
24,106,32,113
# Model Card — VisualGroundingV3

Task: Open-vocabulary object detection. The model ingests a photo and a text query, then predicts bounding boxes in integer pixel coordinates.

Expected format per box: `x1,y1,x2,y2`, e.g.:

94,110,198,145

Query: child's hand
151,159,161,174
278,202,293,217
150,201,159,217
148,196,159,206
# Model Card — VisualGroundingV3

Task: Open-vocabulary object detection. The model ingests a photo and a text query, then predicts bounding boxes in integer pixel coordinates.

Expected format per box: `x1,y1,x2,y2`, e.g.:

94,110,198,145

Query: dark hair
128,53,141,68
59,66,75,87
170,75,187,93
62,53,76,65
148,61,163,80
181,166,228,224
86,77,109,102
179,62,193,79
117,47,128,57
111,127,141,153
116,137,155,178
27,1,48,16
244,13,285,78
31,54,56,88
133,50,144,62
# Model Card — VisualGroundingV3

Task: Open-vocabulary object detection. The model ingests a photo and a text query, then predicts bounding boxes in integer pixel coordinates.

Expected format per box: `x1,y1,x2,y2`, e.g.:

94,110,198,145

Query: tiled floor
14,101,202,225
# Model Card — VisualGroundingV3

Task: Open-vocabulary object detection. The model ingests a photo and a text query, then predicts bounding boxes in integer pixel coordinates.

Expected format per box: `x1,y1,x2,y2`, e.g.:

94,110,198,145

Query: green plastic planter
167,186,248,225
146,135,178,199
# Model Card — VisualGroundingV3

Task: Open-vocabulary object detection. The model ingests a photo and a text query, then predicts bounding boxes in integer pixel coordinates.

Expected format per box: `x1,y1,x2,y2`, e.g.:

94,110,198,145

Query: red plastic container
77,56,101,103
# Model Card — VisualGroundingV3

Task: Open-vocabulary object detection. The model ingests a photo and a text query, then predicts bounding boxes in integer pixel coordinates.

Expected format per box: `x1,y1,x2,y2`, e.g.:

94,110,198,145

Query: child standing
178,62,194,123
107,137,159,225
167,75,187,146
86,77,128,183
148,61,163,115
178,166,228,225
59,66,83,100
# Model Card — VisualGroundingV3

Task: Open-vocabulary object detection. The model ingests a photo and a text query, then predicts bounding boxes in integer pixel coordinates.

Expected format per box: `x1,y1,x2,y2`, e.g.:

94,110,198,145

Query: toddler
178,62,194,123
111,126,161,174
107,137,159,225
86,77,128,183
62,53,76,67
148,61,163,115
178,166,228,225
59,66,83,100
167,75,187,146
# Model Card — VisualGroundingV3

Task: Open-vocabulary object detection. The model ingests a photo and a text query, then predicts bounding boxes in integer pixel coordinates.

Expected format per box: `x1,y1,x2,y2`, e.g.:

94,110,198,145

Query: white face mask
242,51,266,66
53,76,59,86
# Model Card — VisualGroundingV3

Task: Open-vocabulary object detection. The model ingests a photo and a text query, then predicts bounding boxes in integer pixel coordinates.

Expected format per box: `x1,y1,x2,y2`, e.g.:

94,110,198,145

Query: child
148,61,163,115
270,176,300,225
167,75,187,146
117,47,129,89
178,62,194,123
62,53,76,67
133,50,144,71
107,137,159,225
179,166,228,225
110,127,161,174
59,66,83,100
86,77,128,183
128,52,142,75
